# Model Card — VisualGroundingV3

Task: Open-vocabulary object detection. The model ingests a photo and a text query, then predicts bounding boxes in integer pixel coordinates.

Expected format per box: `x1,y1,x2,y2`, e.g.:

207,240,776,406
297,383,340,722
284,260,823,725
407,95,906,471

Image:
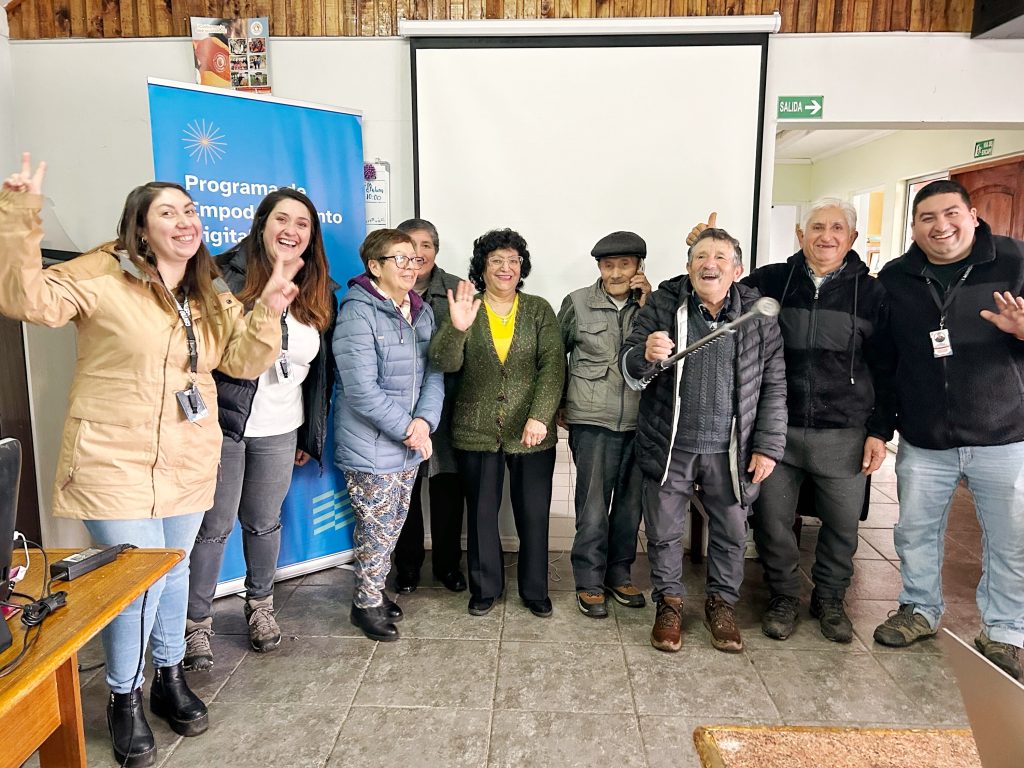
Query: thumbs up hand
685,212,718,247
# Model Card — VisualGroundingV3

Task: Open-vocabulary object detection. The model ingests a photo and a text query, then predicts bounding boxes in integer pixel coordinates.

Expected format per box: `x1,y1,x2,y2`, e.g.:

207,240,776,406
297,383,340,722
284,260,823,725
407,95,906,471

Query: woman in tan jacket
0,154,300,768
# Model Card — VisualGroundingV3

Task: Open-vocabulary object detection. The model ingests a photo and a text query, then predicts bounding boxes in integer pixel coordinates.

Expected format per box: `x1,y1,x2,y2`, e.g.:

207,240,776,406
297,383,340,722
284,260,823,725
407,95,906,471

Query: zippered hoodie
742,250,895,440
332,275,444,473
878,220,1024,450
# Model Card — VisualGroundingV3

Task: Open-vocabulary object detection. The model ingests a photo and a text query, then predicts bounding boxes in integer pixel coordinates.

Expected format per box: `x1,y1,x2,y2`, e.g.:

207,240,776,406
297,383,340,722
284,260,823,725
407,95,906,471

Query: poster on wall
147,78,365,592
191,16,271,94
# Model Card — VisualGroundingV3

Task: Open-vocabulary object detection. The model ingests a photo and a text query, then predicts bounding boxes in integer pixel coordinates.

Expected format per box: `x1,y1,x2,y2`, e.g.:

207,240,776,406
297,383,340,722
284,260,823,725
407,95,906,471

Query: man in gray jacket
558,231,652,618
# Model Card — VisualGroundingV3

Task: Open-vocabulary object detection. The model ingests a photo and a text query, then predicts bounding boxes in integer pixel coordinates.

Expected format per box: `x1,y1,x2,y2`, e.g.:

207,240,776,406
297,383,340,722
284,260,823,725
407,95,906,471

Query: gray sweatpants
750,426,867,600
643,448,747,605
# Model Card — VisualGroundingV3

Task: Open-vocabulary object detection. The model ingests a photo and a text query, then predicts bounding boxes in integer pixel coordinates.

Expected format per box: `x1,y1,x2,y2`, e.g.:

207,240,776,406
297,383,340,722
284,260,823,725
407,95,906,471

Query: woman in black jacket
184,188,337,670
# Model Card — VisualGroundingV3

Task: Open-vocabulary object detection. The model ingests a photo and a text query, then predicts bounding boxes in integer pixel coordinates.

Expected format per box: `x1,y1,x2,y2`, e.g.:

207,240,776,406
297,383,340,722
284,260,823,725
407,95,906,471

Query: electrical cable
0,541,55,678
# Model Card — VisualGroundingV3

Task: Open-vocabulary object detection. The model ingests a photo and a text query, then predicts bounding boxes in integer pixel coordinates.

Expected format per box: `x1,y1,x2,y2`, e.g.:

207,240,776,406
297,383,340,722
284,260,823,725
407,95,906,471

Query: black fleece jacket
878,220,1024,450
213,241,338,462
742,250,896,440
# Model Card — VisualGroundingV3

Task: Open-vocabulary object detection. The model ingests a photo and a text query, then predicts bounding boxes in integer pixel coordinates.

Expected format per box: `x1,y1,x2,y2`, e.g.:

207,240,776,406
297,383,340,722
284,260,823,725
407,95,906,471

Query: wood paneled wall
4,0,975,38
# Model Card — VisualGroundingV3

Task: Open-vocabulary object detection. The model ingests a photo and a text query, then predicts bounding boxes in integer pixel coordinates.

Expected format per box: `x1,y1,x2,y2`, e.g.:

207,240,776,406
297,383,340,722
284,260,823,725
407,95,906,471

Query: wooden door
951,155,1024,240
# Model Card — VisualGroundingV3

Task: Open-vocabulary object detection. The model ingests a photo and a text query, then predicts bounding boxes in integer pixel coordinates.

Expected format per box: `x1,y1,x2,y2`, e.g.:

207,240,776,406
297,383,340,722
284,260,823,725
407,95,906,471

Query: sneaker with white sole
244,596,282,653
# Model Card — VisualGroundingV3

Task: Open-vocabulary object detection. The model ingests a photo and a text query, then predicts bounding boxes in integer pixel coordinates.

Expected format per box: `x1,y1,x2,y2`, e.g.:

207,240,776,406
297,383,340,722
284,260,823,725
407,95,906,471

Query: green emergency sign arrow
777,96,824,120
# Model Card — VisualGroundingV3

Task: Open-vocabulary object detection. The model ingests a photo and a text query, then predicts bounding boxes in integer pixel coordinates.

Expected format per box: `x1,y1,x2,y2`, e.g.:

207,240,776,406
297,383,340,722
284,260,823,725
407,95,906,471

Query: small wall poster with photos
190,17,271,94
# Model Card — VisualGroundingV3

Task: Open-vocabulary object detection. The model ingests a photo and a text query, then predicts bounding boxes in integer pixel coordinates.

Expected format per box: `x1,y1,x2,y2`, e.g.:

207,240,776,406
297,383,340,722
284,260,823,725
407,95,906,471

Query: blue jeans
895,439,1024,647
84,512,205,693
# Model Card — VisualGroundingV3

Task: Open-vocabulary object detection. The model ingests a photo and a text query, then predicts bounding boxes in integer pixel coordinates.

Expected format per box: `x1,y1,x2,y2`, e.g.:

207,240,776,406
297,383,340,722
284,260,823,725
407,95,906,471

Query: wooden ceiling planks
3,0,976,37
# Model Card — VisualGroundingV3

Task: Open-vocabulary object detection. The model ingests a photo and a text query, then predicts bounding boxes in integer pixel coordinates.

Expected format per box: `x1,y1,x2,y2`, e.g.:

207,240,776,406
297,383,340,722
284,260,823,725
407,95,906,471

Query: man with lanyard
872,180,1024,682
687,202,894,644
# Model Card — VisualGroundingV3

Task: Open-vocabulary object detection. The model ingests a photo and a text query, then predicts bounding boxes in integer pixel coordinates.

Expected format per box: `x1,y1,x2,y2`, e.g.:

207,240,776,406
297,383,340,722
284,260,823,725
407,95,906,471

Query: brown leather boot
651,596,684,652
705,595,743,653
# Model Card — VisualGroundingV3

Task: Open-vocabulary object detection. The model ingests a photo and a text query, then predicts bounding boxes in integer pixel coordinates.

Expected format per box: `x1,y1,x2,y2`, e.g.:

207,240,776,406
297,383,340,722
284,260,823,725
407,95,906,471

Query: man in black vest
872,180,1024,681
621,228,787,653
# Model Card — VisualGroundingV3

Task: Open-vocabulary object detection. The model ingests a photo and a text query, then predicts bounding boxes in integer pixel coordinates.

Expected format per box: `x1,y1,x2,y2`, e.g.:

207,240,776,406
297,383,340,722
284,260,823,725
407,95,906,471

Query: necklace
486,295,516,325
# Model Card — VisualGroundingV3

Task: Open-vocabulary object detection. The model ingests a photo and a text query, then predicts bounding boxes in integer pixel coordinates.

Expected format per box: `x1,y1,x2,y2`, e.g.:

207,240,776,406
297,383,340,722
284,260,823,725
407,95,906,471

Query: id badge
175,385,209,423
274,354,292,383
930,328,953,358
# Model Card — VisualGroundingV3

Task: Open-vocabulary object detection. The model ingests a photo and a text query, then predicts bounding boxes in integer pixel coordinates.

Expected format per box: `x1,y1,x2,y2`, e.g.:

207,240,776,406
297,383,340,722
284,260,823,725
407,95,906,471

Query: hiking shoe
605,583,646,608
873,604,937,647
761,595,800,641
183,618,214,672
810,592,853,644
244,596,282,653
577,590,608,619
975,632,1023,681
651,596,683,652
704,595,743,653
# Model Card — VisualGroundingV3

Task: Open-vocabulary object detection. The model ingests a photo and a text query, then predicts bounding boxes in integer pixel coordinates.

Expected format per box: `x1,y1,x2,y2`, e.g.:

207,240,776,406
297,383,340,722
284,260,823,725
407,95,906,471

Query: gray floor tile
873,651,969,726
862,502,900,528
397,587,504,640
625,644,777,719
215,636,373,706
210,582,297,636
858,528,898,560
271,584,363,638
299,564,352,586
640,715,781,768
494,642,633,714
844,558,903,601
748,648,929,725
354,638,498,708
160,701,342,768
488,710,646,768
328,706,489,767
184,632,250,702
502,590,621,644
871,482,900,503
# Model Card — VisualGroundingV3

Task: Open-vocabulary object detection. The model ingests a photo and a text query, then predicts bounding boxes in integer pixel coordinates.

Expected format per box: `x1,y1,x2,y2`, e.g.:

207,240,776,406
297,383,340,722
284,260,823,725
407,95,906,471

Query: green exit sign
974,139,994,158
777,95,824,120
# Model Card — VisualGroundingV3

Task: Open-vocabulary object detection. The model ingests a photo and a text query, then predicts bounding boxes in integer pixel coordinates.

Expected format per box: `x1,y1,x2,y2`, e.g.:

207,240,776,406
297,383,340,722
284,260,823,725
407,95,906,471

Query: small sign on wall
777,95,823,120
364,160,391,232
974,139,994,159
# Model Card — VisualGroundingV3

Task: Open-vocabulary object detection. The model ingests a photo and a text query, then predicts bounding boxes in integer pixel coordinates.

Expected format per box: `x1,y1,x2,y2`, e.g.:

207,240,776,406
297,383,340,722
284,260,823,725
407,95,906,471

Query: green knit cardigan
429,291,565,454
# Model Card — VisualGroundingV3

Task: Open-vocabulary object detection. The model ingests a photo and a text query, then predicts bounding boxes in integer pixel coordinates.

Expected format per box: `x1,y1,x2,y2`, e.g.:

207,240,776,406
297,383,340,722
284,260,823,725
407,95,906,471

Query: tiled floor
28,453,987,767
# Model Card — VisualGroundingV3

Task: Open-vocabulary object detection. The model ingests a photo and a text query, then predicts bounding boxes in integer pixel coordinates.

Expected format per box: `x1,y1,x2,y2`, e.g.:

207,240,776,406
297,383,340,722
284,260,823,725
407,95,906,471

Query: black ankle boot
150,662,209,736
107,689,156,768
381,593,403,621
350,603,399,641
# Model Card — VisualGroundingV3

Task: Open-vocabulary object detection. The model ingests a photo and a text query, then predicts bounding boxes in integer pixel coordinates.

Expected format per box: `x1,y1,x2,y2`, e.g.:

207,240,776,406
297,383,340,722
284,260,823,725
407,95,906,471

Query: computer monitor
0,437,21,605
0,437,21,655
939,628,1024,768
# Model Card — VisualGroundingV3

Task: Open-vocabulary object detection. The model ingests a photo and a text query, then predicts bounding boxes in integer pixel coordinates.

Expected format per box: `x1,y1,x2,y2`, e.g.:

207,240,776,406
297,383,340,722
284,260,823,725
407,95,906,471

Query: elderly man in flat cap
557,231,652,619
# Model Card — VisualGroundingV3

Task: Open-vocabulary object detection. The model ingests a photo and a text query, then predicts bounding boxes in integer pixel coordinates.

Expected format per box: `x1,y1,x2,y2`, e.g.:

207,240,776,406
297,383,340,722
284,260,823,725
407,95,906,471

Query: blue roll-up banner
147,78,363,594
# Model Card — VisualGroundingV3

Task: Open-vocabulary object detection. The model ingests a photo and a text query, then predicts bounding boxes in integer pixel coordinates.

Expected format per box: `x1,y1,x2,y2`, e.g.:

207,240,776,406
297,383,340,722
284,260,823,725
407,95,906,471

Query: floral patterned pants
344,467,419,609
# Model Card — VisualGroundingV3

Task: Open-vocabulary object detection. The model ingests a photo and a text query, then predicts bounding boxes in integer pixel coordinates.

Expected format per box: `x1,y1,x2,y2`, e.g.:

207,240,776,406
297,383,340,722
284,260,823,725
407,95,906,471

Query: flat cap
591,231,647,260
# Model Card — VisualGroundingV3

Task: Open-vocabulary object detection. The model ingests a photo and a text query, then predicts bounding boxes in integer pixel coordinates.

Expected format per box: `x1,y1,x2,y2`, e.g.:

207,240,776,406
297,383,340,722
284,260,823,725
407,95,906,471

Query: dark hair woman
429,228,565,619
0,154,299,768
184,188,337,672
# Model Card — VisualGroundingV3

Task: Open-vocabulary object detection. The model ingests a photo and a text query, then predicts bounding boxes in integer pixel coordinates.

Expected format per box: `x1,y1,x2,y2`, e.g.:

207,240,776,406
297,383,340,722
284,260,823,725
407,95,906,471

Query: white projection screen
411,35,768,308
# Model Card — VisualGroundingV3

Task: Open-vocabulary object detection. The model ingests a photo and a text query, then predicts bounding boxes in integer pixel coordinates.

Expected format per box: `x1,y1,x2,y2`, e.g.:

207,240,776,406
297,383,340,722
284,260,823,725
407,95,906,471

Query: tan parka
0,190,281,520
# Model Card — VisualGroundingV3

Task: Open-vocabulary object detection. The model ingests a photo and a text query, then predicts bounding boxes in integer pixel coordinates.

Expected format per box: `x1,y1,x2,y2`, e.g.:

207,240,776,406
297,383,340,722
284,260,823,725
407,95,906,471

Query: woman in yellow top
0,154,300,768
429,229,564,618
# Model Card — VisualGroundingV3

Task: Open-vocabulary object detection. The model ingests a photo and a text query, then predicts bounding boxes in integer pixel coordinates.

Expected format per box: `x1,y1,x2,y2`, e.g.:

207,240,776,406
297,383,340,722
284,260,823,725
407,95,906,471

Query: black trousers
457,447,556,602
393,471,466,577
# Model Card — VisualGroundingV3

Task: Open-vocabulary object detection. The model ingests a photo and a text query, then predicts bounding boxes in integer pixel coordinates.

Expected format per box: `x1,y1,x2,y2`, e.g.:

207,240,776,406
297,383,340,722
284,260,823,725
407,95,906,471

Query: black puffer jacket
214,241,338,463
620,277,788,507
742,251,895,440
879,220,1024,449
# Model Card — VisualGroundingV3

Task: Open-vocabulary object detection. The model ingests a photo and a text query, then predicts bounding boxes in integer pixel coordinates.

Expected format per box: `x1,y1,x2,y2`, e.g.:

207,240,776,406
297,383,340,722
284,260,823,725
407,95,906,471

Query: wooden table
693,725,981,768
0,548,181,768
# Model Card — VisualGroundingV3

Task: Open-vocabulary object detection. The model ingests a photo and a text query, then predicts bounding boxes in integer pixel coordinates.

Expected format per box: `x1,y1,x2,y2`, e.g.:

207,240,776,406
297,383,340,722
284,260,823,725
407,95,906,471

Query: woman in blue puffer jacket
333,228,444,641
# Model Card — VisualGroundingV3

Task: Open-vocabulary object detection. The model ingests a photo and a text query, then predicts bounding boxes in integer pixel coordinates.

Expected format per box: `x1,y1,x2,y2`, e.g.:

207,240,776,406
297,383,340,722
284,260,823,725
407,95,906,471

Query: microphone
653,297,781,371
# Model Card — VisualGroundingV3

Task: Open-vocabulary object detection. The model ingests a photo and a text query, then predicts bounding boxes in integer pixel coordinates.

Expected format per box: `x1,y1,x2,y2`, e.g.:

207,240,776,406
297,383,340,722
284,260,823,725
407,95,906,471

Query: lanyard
168,290,198,381
280,307,289,354
925,265,973,329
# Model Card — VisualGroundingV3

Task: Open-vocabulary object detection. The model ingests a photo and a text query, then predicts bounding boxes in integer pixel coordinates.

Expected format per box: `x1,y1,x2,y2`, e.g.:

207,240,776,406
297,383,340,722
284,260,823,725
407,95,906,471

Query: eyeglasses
486,256,524,269
381,255,426,269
